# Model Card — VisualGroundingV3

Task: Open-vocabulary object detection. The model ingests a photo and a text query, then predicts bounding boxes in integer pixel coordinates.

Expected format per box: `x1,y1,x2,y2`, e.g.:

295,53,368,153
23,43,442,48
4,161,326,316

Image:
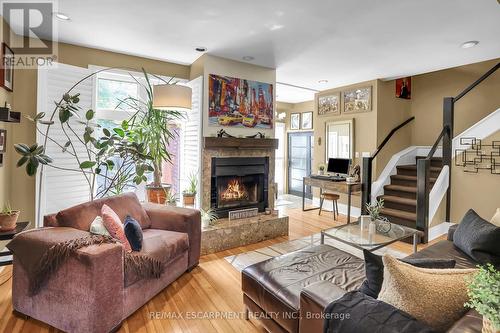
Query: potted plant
465,264,500,333
365,198,384,222
200,208,218,229
0,203,20,231
165,191,177,207
182,173,198,205
364,199,389,233
125,70,183,204
14,68,155,201
318,164,326,175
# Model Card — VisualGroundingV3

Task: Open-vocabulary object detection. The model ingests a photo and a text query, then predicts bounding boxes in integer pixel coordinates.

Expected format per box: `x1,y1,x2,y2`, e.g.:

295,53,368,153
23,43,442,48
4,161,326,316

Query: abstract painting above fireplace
210,157,269,218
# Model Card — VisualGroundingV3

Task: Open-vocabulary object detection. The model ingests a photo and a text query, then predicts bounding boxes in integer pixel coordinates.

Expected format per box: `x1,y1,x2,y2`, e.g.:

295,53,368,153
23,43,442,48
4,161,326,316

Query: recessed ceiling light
318,79,328,84
269,24,284,31
242,56,254,61
195,47,207,52
461,40,479,49
54,12,70,20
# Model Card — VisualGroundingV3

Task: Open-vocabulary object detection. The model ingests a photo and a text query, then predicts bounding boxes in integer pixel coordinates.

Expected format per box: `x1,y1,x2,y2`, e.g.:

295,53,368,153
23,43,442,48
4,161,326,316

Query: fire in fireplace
221,178,249,201
218,176,258,208
211,157,269,218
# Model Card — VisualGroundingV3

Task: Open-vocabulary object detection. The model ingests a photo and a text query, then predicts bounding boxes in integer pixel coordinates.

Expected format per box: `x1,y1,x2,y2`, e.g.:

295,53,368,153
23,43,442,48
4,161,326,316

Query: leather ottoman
241,244,365,333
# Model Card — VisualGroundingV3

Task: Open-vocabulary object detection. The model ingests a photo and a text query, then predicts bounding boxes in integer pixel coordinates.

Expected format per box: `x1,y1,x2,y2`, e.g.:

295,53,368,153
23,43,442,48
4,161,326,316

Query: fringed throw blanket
7,227,165,295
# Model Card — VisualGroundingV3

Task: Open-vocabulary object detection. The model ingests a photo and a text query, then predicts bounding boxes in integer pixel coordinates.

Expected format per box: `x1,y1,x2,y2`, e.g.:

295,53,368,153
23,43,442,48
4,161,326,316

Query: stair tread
397,165,442,172
378,195,416,206
384,185,417,192
380,208,416,221
390,174,437,182
415,156,443,160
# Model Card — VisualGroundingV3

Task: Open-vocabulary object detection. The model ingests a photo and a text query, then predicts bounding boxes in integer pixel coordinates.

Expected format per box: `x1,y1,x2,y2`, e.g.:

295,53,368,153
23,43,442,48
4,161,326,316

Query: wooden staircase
378,157,442,229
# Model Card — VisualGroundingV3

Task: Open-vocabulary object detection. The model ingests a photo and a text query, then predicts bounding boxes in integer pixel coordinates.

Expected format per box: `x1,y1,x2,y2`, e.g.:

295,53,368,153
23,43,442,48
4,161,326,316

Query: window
94,69,185,199
97,78,138,110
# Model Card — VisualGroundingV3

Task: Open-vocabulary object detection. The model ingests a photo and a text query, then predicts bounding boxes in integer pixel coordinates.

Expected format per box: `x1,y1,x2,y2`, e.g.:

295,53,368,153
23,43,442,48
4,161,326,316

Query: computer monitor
327,158,350,175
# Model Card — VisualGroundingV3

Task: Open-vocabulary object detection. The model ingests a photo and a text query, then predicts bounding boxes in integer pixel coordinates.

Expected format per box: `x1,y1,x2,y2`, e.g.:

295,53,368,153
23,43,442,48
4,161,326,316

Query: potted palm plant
125,70,184,204
0,202,20,231
182,173,198,205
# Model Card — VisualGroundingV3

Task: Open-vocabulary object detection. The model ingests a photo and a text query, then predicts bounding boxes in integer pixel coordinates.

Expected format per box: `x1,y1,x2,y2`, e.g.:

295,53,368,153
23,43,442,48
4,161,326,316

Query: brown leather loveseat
242,225,484,333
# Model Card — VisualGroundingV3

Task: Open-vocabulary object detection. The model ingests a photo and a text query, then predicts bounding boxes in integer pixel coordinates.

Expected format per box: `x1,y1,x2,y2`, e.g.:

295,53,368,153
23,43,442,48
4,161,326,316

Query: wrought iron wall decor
454,137,499,174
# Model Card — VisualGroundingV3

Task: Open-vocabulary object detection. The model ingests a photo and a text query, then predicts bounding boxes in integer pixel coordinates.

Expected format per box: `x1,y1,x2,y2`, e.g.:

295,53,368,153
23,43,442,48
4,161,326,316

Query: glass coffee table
320,219,422,253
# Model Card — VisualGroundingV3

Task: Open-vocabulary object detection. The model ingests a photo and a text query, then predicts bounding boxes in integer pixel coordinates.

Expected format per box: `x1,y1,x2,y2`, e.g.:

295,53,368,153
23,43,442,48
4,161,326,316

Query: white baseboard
312,197,361,218
428,222,452,241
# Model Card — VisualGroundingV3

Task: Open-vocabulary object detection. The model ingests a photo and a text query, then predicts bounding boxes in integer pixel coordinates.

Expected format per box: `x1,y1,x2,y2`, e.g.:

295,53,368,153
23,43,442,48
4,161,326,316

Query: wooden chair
319,192,340,220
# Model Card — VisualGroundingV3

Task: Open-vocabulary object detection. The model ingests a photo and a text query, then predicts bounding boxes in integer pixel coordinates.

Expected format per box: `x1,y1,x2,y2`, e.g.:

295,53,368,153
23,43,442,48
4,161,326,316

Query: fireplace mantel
203,137,278,150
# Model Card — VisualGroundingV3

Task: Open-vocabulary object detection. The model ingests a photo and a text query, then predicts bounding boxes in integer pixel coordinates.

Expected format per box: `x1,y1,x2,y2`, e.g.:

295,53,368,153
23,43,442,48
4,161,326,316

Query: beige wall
406,58,500,222
375,80,412,178
0,18,13,212
7,36,190,227
313,80,379,172
312,80,378,206
410,58,500,145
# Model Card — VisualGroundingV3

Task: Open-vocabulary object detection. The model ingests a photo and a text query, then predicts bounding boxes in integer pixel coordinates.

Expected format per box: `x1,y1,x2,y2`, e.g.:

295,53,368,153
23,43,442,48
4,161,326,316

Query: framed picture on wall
343,86,372,113
1,43,14,92
318,93,340,116
207,73,274,129
0,129,6,153
395,77,411,99
301,112,313,129
290,113,300,130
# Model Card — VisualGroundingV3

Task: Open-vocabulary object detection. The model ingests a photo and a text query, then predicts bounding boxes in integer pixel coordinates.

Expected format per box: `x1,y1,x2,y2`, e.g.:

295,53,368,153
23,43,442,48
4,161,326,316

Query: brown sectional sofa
10,193,201,333
242,225,484,333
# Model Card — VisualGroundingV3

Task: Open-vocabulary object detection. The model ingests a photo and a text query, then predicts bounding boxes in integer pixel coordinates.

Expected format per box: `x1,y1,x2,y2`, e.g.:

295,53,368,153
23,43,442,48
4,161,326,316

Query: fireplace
211,157,269,217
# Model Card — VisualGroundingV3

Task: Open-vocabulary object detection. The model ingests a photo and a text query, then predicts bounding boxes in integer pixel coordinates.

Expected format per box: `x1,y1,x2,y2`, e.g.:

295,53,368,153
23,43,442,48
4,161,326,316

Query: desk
302,177,361,223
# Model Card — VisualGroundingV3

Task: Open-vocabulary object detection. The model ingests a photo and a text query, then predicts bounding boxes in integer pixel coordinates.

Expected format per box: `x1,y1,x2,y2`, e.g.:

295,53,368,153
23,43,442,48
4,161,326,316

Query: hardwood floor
0,202,442,333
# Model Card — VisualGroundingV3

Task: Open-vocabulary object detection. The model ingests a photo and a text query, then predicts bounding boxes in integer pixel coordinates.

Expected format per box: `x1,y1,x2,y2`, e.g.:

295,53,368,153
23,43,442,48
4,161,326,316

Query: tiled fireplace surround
199,142,289,255
201,147,276,212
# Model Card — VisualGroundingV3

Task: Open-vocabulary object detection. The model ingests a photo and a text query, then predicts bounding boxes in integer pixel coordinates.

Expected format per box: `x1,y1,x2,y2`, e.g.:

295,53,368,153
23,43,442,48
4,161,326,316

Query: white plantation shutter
36,63,94,226
180,76,203,203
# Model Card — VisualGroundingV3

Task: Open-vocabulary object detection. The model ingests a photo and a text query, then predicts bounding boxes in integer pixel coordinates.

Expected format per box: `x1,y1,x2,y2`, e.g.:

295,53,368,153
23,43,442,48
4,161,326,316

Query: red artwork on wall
396,77,411,99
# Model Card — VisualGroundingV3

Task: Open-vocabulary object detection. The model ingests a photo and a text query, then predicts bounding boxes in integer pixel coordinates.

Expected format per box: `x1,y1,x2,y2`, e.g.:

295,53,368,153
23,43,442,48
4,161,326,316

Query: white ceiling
7,0,500,103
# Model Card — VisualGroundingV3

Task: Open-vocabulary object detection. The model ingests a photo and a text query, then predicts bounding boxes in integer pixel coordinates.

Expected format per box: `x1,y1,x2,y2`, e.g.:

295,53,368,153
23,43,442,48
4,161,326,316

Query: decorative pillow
124,215,143,252
453,209,500,266
360,249,456,298
491,208,500,227
378,254,476,332
101,204,131,252
89,216,110,236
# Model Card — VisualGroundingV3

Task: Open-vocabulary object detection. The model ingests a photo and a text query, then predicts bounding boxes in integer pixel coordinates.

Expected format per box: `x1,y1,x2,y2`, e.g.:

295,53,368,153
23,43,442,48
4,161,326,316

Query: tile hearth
200,212,289,255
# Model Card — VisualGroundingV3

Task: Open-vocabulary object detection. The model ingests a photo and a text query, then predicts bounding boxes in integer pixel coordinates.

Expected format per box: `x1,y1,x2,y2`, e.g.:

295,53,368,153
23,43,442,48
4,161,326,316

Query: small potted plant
0,203,20,231
365,198,384,222
365,199,391,233
165,191,177,207
465,264,500,333
318,164,326,175
182,173,198,206
200,208,218,229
